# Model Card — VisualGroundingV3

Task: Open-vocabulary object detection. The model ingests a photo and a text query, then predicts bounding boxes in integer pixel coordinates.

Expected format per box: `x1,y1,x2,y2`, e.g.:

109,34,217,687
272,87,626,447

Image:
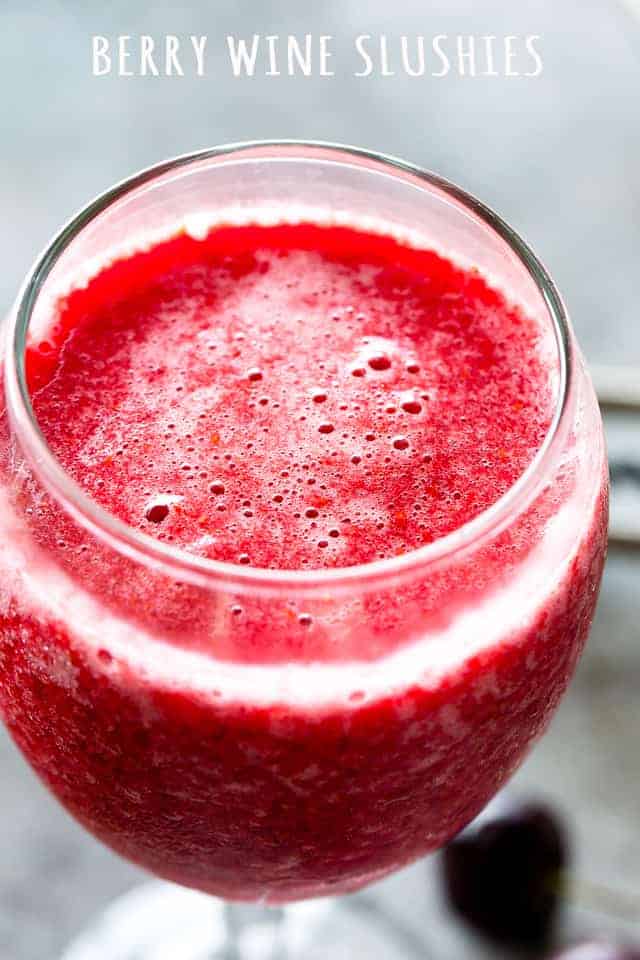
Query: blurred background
0,1,638,957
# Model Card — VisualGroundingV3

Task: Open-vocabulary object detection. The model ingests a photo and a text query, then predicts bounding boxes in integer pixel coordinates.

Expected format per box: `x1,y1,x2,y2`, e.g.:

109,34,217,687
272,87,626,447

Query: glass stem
221,902,286,960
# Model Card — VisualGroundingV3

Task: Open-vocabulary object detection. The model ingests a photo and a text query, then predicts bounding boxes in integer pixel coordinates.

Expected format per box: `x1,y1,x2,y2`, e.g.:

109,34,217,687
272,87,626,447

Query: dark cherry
440,796,568,946
551,943,640,960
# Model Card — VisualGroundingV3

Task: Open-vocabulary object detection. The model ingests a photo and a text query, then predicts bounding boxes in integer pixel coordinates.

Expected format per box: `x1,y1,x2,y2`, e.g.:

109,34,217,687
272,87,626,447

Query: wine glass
0,142,608,959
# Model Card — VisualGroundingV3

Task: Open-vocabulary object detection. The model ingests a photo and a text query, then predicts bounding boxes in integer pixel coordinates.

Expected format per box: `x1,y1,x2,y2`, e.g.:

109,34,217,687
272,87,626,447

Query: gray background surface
0,2,639,958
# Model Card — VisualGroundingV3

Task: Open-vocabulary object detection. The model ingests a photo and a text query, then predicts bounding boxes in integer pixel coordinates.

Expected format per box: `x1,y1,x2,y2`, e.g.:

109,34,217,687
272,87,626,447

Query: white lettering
504,36,519,77
525,35,543,77
432,35,450,77
226,35,260,77
165,35,184,76
400,36,425,77
140,36,159,77
354,35,373,77
92,36,111,76
481,35,498,77
266,35,280,76
287,34,312,76
118,36,133,77
380,35,395,76
319,35,334,76
456,36,476,77
191,35,207,77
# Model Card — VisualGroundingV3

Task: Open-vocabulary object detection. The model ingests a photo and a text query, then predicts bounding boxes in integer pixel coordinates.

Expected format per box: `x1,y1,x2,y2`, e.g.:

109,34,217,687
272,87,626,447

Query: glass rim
4,139,573,595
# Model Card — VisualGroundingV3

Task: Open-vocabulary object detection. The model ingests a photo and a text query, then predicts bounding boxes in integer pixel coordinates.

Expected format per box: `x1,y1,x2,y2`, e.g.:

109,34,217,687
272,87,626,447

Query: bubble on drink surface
298,613,313,627
368,353,391,372
305,508,319,518
145,502,170,523
318,422,334,434
210,481,225,495
393,436,410,451
401,399,422,415
247,367,263,382
238,554,251,565
312,391,327,404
